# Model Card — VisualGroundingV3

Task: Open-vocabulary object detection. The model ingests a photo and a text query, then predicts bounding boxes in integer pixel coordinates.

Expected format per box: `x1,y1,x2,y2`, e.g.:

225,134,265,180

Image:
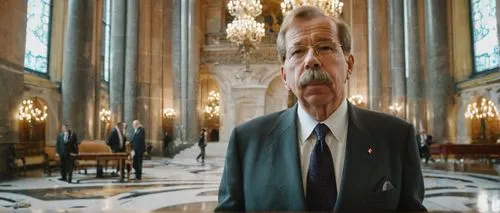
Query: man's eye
291,49,304,56
317,46,335,52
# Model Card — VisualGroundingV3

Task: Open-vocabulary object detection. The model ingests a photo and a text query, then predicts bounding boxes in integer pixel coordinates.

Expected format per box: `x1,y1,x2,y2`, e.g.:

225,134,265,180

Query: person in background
131,120,146,180
56,124,78,183
163,131,173,157
196,128,208,163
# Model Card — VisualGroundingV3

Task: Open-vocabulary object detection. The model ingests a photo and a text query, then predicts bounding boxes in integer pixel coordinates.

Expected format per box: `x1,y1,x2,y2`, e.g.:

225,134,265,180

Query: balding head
132,120,141,129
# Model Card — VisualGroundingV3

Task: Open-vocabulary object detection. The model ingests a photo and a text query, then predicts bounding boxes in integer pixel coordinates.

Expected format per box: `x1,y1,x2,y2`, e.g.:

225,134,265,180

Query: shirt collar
297,99,349,144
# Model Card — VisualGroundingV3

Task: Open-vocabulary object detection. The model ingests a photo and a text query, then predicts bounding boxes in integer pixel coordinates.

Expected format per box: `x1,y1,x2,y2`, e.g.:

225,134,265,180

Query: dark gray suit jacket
215,103,426,212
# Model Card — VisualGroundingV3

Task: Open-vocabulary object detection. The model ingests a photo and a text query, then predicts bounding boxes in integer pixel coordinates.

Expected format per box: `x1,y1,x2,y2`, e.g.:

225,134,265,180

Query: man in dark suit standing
131,120,145,180
417,129,432,163
107,122,125,153
56,124,78,183
215,6,426,212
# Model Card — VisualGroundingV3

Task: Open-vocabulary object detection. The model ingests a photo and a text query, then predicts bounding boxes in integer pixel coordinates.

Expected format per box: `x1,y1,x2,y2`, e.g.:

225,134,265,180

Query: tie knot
314,123,329,142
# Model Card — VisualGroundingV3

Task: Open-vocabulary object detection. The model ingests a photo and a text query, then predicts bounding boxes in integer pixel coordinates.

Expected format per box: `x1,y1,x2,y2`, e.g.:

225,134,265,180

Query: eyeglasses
286,41,343,61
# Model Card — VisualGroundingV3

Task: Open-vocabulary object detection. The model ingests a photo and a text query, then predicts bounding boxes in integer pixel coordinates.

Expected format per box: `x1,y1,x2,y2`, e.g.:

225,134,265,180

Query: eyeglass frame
285,41,344,62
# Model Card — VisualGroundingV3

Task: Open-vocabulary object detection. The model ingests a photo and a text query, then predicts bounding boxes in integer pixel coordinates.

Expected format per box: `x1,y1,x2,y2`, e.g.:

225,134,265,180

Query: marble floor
0,142,499,213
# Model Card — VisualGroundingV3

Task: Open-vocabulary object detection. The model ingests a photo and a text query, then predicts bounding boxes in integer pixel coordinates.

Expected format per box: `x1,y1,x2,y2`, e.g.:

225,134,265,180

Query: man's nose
304,48,321,70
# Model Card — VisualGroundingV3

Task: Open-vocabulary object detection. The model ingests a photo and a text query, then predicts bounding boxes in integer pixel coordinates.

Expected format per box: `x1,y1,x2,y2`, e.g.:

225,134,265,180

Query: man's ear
345,54,355,82
280,66,290,91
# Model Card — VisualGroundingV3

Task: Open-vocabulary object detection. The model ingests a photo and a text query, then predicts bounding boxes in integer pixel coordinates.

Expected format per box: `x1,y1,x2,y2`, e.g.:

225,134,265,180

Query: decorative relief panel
201,46,280,64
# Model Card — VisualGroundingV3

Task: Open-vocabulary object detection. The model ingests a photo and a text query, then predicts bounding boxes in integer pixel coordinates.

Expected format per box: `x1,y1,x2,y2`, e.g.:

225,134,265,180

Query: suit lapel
335,103,378,211
261,104,306,210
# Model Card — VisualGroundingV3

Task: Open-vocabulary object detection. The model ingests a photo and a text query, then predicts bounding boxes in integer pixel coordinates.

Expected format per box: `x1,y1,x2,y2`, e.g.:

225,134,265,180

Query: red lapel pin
368,147,373,154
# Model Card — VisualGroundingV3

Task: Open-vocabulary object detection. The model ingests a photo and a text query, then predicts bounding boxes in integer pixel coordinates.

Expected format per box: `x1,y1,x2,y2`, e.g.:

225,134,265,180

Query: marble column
0,0,26,179
171,0,183,142
124,0,139,136
180,0,189,141
367,0,382,111
62,0,93,142
187,0,200,142
388,0,406,118
109,0,126,124
405,0,424,130
424,0,452,142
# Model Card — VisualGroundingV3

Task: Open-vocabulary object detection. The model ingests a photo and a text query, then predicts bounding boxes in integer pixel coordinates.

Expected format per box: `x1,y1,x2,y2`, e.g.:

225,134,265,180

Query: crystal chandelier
281,0,344,17
204,91,220,120
389,102,403,115
348,95,365,106
226,0,265,72
18,99,48,123
99,109,111,123
163,108,176,120
465,98,499,120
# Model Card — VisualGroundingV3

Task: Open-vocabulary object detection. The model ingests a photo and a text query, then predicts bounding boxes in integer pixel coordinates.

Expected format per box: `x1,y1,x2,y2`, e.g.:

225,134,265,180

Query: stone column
405,0,424,130
109,0,126,124
367,0,382,111
180,0,189,142
497,0,500,48
62,0,93,142
0,0,26,179
424,0,452,142
187,0,200,142
124,0,139,136
388,0,406,118
171,0,183,142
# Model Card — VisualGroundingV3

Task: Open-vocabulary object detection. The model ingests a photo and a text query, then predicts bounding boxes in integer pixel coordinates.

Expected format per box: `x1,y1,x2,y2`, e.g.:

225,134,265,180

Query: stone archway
265,76,288,114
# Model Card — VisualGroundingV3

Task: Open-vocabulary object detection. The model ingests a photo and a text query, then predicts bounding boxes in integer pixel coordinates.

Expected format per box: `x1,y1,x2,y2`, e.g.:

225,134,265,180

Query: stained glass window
102,0,111,82
471,0,500,72
24,0,52,73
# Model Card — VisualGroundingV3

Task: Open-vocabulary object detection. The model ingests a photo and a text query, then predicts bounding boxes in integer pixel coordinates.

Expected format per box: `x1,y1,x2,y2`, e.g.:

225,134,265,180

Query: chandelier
18,99,48,123
348,95,365,106
226,0,265,72
465,98,499,120
204,91,220,120
99,109,111,123
389,102,403,115
281,0,344,17
163,108,176,120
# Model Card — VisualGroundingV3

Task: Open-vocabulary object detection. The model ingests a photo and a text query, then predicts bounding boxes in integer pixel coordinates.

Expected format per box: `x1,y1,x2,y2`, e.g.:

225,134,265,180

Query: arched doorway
200,75,221,142
17,97,48,156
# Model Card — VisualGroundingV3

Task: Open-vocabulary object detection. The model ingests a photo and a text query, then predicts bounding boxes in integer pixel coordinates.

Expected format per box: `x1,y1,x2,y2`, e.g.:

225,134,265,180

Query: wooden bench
430,143,500,162
75,140,118,174
14,143,45,176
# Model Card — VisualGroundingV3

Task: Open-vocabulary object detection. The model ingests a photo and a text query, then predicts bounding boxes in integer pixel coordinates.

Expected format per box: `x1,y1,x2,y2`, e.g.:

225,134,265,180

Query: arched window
471,0,500,73
102,0,111,82
24,0,52,74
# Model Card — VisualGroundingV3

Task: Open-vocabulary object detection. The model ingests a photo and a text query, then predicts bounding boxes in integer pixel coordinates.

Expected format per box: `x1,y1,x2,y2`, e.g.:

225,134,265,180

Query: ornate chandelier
281,0,344,17
204,91,220,120
348,95,365,106
465,98,499,120
99,109,111,123
18,99,48,123
163,108,176,120
389,102,403,115
226,0,265,72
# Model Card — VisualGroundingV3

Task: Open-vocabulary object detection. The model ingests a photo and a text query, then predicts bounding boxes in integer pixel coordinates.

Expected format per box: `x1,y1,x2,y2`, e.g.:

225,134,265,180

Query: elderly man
56,124,78,183
215,6,426,212
131,120,146,180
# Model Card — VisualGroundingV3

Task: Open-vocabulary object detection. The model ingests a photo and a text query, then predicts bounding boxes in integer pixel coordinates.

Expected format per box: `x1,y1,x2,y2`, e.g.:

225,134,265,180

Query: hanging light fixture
204,91,220,119
99,109,111,123
465,98,499,120
281,0,344,17
389,102,403,115
348,95,365,106
18,99,48,123
226,0,266,72
163,108,176,120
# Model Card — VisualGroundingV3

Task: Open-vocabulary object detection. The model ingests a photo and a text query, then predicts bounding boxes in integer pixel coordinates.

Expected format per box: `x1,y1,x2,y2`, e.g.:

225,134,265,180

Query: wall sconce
99,109,111,123
348,95,365,106
18,99,48,123
163,108,176,120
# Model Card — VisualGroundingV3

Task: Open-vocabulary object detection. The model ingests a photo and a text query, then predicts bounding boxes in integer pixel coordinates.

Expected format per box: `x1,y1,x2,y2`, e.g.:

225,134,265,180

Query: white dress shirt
297,99,349,195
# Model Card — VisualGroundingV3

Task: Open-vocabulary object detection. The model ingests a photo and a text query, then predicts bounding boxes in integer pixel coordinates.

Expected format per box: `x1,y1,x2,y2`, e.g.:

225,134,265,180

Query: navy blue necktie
306,123,337,211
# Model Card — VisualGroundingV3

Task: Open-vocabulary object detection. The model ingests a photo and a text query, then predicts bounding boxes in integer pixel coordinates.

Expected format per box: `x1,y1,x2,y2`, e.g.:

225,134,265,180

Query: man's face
133,122,138,129
281,17,353,108
61,125,68,132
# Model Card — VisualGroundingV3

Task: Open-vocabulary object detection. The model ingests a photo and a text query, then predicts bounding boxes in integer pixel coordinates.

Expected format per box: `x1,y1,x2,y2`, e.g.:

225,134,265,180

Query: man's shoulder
236,109,289,134
352,106,412,130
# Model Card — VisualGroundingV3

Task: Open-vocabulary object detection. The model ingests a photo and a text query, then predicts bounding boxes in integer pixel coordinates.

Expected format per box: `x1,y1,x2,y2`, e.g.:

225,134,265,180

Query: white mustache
298,69,333,88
